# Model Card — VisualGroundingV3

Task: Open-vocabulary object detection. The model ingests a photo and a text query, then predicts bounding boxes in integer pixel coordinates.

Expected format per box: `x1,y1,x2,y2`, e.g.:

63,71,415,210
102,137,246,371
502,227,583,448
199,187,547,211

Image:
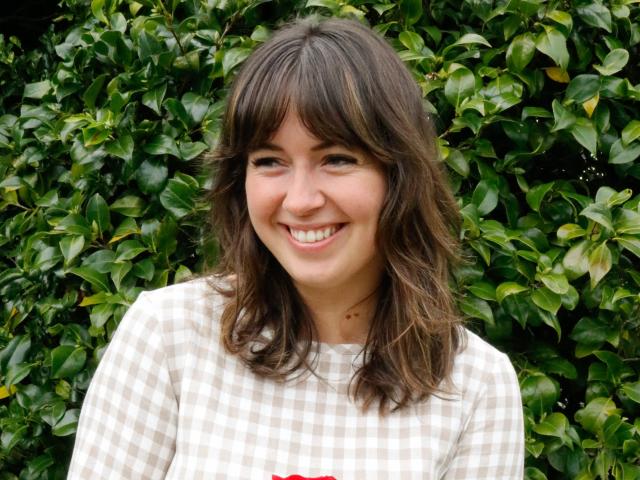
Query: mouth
287,224,344,244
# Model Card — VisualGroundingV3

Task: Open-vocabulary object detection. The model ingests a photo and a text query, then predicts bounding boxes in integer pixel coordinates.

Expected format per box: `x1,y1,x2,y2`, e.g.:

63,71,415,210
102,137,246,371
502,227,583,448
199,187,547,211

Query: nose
282,168,325,216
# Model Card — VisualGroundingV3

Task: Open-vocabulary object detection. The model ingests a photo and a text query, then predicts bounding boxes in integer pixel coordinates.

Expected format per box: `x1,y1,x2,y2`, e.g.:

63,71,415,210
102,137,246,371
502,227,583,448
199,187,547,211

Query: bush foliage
1,0,640,478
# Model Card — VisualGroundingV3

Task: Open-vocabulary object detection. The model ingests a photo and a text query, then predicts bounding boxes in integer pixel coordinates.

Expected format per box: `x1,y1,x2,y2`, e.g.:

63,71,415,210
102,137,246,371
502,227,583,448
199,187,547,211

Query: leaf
23,81,52,99
399,0,422,25
539,273,570,294
110,195,145,217
588,242,613,288
142,84,167,116
82,250,116,274
582,94,599,118
535,27,569,70
467,281,496,301
399,31,425,53
136,158,168,194
580,203,614,231
566,75,601,103
69,267,110,292
444,149,469,177
533,412,569,438
525,182,554,212
444,67,476,109
570,317,618,346
471,180,499,216
105,134,134,161
451,33,491,49
0,385,16,399
551,100,576,132
545,67,570,83
179,141,208,161
506,33,536,72
144,134,180,157
521,374,559,416
617,236,640,259
593,48,629,76
609,139,640,165
52,409,80,437
178,94,207,126
91,0,108,23
159,178,197,219
222,47,253,77
531,287,561,314
557,224,586,242
109,217,139,243
570,117,597,156
576,2,612,33
51,346,86,379
86,193,111,238
459,296,494,325
496,282,528,303
111,262,132,290
82,74,107,109
575,397,620,433
621,120,640,146
59,236,85,265
114,240,147,262
621,382,640,404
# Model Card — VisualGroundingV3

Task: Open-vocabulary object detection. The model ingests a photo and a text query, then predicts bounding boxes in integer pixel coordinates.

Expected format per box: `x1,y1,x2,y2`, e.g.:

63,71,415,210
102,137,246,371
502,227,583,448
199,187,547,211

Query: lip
281,223,345,250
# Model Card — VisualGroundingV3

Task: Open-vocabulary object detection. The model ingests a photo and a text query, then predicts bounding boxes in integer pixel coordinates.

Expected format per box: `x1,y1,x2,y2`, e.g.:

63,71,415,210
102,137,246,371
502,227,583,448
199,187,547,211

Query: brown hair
206,16,464,413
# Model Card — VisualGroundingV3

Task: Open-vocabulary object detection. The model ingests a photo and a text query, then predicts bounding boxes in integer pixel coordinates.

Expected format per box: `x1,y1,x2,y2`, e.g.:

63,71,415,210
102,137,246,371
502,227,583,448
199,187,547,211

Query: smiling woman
68,16,524,479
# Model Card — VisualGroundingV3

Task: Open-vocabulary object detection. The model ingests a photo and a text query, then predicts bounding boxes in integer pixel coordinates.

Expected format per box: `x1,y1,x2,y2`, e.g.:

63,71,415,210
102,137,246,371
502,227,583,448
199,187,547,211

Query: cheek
245,176,280,224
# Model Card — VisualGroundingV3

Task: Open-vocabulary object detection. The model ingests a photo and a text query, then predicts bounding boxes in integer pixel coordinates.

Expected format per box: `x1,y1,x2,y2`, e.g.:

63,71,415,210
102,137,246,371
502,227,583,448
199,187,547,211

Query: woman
68,16,524,479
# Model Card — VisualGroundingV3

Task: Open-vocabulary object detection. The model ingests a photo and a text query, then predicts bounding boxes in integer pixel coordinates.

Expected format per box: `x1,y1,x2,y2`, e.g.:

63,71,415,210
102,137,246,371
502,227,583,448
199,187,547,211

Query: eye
324,154,358,166
250,157,281,168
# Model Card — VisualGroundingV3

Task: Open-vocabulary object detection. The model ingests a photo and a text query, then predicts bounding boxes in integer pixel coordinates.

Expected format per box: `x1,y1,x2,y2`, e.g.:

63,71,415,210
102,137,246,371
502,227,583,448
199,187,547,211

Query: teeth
290,226,338,243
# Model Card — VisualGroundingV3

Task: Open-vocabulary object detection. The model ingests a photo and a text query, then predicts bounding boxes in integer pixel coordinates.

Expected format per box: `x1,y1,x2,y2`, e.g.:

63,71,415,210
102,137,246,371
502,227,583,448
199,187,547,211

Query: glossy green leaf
621,120,640,146
609,139,640,165
566,75,601,103
110,195,145,217
69,267,110,292
580,203,614,231
142,84,167,116
496,282,528,303
531,287,561,314
115,240,147,262
569,118,597,155
576,2,612,32
86,193,111,238
105,134,134,161
23,81,52,99
51,346,86,379
136,159,168,194
617,236,640,259
593,49,629,76
526,182,554,212
471,180,499,216
399,0,422,25
52,409,80,437
557,224,586,241
576,397,620,433
467,281,496,301
59,236,85,265
144,134,180,157
521,374,559,416
159,178,197,219
506,33,535,72
551,99,576,132
538,273,569,294
459,296,494,325
444,67,476,109
399,31,425,53
535,27,569,70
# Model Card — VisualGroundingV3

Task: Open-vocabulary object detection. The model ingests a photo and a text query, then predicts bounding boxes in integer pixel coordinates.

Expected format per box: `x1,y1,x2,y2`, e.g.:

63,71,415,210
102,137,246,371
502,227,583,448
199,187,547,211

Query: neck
295,281,380,345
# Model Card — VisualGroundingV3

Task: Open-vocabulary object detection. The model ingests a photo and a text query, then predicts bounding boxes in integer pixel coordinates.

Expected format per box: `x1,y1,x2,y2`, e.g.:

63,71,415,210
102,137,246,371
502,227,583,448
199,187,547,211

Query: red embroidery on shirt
272,476,337,480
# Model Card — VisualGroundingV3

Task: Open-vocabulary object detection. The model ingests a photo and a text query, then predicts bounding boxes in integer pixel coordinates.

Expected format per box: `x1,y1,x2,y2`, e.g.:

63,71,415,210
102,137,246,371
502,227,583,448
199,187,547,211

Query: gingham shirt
68,278,524,479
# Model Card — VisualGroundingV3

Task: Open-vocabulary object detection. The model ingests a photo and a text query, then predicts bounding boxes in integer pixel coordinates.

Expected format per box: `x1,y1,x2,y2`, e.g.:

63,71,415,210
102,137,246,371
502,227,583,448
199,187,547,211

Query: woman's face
245,112,387,296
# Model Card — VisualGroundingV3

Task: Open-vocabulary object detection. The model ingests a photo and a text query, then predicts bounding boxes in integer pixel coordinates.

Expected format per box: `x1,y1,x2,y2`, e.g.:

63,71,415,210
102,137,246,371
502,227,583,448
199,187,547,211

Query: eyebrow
251,140,337,152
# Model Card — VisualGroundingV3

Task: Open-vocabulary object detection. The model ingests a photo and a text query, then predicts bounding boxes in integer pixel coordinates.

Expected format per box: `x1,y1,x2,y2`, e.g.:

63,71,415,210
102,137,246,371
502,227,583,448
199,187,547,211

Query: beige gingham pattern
67,279,524,479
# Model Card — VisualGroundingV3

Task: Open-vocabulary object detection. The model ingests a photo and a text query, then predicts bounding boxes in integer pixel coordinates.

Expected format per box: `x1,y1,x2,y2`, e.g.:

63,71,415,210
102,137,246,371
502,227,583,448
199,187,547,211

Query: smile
288,225,343,244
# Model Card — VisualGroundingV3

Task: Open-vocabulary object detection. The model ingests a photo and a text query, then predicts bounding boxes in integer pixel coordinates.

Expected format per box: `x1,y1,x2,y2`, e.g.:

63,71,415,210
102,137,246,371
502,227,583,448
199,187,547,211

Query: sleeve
67,292,178,479
442,352,525,480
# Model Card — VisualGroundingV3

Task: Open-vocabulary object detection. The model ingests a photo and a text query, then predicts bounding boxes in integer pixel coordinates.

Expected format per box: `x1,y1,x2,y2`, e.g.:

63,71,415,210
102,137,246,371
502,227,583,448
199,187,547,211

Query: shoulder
451,328,519,398
118,275,228,342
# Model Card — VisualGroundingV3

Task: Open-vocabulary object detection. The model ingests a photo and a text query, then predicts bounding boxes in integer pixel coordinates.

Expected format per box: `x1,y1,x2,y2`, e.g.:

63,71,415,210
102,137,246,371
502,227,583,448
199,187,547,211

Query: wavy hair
205,16,464,413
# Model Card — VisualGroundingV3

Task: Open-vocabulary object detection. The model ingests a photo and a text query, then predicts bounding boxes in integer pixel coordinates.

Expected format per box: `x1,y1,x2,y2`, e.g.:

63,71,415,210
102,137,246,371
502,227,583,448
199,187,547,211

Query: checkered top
68,278,524,479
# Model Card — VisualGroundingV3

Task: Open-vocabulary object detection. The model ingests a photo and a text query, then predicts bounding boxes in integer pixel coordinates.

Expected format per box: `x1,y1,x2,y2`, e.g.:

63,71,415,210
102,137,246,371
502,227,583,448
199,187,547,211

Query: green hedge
1,0,640,478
